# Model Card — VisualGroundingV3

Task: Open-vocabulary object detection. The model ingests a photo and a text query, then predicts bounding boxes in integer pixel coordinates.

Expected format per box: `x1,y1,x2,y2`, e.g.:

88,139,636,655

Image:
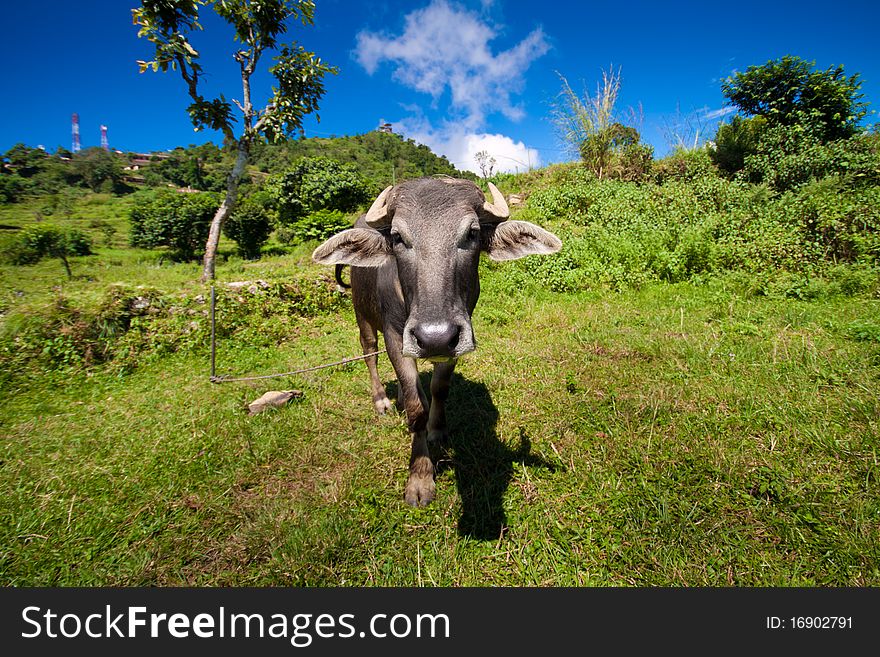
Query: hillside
249,131,473,188
0,131,471,202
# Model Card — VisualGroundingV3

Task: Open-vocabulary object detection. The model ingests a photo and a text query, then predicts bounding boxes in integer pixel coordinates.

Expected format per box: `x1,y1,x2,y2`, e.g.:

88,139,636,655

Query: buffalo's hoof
404,474,435,507
373,396,393,415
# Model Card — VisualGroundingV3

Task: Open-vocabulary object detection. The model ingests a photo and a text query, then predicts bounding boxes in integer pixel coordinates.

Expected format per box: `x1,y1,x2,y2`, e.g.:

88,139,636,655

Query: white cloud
701,106,736,121
395,116,540,174
354,0,549,131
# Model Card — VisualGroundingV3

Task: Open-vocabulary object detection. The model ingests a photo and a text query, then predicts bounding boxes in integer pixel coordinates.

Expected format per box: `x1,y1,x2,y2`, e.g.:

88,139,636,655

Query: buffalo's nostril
412,322,460,356
447,325,460,350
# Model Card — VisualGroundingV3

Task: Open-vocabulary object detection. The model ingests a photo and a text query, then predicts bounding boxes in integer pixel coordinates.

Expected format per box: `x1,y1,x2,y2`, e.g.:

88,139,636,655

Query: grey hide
313,177,561,506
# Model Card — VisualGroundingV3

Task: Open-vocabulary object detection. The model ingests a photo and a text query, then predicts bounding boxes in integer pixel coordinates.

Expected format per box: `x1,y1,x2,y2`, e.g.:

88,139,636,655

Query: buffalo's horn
365,186,393,227
482,182,509,221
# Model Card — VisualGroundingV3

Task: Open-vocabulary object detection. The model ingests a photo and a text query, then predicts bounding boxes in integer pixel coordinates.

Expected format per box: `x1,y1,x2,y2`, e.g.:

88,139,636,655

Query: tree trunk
60,255,72,279
200,139,250,283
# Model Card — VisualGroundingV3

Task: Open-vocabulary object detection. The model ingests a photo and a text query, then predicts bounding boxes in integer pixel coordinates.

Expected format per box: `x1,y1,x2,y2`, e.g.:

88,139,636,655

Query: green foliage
223,192,274,258
133,0,336,144
5,224,92,278
251,131,468,188
618,142,655,182
290,208,353,243
73,147,128,193
129,189,220,260
0,173,27,203
711,115,767,176
145,145,224,191
268,156,370,225
741,128,880,191
652,147,718,183
0,276,346,378
2,144,81,196
519,144,880,292
721,55,868,142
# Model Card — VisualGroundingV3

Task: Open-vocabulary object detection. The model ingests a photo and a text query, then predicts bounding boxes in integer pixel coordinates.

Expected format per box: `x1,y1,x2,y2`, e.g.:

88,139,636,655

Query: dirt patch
585,342,654,362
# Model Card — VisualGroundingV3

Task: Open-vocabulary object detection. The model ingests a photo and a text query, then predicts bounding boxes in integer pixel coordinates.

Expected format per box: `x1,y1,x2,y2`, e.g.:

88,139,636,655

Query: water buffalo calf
313,177,561,506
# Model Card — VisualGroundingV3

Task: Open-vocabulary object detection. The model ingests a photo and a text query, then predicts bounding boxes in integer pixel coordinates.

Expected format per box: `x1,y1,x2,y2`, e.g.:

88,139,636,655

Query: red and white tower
72,113,81,152
100,125,109,150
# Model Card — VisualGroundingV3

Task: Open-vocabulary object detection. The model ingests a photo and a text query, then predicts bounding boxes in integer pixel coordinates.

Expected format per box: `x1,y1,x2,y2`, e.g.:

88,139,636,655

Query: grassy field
0,187,880,586
2,198,878,587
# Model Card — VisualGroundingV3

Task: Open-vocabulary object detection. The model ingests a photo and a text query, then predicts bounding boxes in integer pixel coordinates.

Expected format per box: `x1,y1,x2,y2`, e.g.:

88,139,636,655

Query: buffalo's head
313,178,561,361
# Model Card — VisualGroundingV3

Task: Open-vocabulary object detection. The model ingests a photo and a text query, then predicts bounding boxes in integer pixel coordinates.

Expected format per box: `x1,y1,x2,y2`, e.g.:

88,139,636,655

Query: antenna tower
72,113,81,152
101,125,109,151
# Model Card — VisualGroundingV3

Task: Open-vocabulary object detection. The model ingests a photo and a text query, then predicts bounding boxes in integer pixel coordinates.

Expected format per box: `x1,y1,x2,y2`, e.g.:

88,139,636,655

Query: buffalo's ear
312,228,392,267
483,221,562,262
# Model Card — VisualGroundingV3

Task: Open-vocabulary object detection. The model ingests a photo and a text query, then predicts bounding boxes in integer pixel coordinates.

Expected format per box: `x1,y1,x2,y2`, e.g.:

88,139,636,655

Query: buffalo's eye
391,231,404,247
468,227,480,241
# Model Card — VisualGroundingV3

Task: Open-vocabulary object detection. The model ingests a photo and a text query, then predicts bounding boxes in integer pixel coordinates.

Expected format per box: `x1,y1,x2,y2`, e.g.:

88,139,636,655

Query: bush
268,157,371,225
4,224,92,278
0,174,27,203
223,192,274,259
617,143,654,182
740,127,880,192
289,209,353,243
710,115,766,177
129,189,220,261
652,147,717,184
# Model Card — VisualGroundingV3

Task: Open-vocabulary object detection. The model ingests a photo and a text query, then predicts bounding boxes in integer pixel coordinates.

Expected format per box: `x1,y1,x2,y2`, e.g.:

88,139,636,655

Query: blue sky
1,0,877,173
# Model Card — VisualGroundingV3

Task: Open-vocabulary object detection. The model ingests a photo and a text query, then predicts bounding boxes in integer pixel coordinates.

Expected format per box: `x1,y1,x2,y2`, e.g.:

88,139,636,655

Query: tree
7,225,92,279
132,0,337,281
73,147,126,193
721,55,868,142
129,189,220,261
474,150,496,179
223,191,274,258
268,156,370,225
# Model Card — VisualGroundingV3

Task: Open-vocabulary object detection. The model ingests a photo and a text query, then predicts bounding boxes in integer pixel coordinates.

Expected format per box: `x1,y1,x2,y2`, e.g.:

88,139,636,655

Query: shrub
289,208,353,243
652,147,717,184
0,173,27,203
740,127,880,191
129,189,220,261
223,192,274,259
4,224,92,278
617,143,654,182
268,157,371,225
710,115,766,177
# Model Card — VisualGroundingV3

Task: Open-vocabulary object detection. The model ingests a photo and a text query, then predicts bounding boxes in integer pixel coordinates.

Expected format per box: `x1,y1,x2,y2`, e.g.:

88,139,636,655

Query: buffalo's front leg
384,331,434,506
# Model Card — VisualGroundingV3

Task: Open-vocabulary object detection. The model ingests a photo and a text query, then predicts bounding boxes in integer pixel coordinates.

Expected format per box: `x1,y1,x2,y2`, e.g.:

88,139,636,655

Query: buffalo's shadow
390,372,559,540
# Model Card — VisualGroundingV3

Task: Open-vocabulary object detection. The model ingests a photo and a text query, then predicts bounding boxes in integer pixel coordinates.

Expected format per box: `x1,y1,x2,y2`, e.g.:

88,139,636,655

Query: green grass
2,258,878,585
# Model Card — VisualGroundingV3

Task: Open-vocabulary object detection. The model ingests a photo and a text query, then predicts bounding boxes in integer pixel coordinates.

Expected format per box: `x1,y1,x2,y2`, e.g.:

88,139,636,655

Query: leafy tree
129,189,220,261
268,156,370,225
73,147,126,193
721,55,868,142
223,191,274,258
280,208,352,243
3,143,48,177
133,0,337,281
0,173,26,203
6,224,92,278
